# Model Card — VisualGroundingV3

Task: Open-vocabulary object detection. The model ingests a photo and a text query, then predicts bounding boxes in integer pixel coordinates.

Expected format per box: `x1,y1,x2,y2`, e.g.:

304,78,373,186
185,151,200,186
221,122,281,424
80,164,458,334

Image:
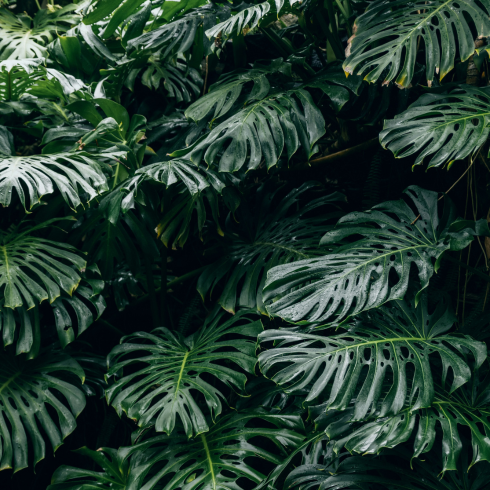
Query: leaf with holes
343,0,490,87
259,292,486,422
197,183,345,315
0,7,80,60
263,186,489,324
331,384,490,473
106,309,262,438
0,348,85,472
121,410,305,490
380,85,490,169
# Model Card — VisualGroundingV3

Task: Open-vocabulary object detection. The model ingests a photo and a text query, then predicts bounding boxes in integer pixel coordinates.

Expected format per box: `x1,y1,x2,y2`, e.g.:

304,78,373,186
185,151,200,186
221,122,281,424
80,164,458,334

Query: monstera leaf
138,61,202,103
132,158,211,196
343,0,490,87
0,146,113,210
331,390,490,473
127,5,230,58
106,310,262,438
0,348,85,472
180,87,325,171
48,447,130,490
185,59,292,123
52,274,106,349
283,449,490,490
120,410,305,490
197,183,345,314
0,6,80,60
205,2,272,43
380,85,490,169
263,186,489,324
0,225,87,311
259,293,486,422
0,58,44,101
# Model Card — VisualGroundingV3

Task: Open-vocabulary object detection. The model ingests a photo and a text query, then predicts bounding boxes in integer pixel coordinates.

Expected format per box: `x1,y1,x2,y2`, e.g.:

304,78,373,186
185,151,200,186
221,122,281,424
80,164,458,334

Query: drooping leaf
263,186,489,324
283,449,490,490
127,5,230,59
317,374,490,474
131,158,210,196
0,348,85,472
197,183,345,314
121,410,305,490
343,0,490,87
259,293,486,423
180,87,325,171
0,148,114,210
52,274,106,349
331,390,490,473
69,208,159,281
106,309,263,438
380,85,490,169
154,183,221,249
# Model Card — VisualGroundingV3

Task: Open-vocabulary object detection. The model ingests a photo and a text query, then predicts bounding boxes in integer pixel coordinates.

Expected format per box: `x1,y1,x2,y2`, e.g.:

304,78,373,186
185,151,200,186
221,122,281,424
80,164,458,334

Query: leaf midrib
299,243,438,292
200,432,216,489
170,351,189,412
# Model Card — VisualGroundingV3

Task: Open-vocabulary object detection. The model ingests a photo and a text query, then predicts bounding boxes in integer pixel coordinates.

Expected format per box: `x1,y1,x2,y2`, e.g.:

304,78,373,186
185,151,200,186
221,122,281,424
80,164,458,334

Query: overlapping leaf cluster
0,0,489,488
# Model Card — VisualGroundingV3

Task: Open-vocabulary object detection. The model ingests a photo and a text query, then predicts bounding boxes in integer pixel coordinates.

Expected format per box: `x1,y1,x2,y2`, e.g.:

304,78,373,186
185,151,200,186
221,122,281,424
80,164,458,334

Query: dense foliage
1,0,490,488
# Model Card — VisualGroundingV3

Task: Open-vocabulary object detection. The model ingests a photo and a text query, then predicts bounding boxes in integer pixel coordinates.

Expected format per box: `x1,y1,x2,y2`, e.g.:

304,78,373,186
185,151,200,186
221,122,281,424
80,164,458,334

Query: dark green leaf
263,186,484,324
106,309,262,437
343,0,490,87
380,85,490,169
0,349,85,472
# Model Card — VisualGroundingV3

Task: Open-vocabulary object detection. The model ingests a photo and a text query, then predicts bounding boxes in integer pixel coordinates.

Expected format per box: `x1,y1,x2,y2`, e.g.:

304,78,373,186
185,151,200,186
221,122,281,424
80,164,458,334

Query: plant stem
334,0,351,35
316,10,344,59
